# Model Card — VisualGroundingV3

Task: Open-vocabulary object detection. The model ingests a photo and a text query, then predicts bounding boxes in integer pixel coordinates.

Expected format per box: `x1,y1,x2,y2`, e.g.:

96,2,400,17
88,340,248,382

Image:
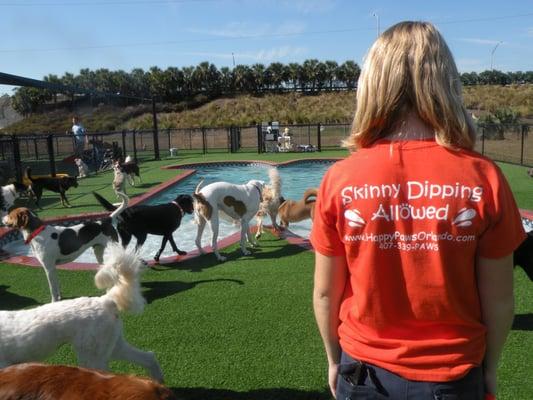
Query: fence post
132,130,138,163
151,97,160,160
46,134,56,177
167,128,171,153
34,138,39,160
201,128,207,154
317,123,322,152
121,130,127,158
520,124,527,165
12,135,22,183
257,124,262,154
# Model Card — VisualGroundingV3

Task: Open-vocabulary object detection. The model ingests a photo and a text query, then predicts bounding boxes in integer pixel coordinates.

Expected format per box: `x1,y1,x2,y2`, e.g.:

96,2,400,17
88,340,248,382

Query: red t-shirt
310,139,526,382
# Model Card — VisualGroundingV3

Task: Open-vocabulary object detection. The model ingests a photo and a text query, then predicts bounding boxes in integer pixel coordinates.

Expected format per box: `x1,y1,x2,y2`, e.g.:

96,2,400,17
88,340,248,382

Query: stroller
83,139,121,172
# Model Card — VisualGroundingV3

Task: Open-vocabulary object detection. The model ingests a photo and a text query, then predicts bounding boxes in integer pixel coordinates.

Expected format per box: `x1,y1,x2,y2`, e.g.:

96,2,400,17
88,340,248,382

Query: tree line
9,59,533,115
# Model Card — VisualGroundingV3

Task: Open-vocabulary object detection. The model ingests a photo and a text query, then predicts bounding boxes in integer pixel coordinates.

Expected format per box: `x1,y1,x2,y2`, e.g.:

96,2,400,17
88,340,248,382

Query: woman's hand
483,367,497,397
328,362,339,398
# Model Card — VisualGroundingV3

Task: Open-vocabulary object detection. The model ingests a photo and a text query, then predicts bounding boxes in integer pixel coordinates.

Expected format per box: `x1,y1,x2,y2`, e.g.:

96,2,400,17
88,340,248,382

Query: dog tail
93,191,117,212
110,192,129,221
194,178,204,195
303,188,318,203
268,168,281,200
95,243,146,314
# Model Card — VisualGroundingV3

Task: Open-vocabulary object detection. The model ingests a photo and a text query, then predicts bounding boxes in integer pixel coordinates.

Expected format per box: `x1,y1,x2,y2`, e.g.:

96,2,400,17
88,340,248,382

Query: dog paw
216,254,227,262
177,250,187,256
242,249,251,256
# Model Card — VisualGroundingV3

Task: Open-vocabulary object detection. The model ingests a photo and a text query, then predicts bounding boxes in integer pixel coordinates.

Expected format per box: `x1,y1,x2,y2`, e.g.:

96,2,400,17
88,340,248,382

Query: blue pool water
3,161,334,263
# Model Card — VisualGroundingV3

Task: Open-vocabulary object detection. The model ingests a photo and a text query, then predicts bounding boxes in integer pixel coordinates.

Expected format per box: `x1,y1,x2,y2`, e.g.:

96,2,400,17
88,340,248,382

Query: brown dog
278,188,317,228
0,363,176,400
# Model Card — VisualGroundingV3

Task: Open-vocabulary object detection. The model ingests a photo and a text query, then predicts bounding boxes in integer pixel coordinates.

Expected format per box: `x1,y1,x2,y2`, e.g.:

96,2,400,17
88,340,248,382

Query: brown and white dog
2,192,128,302
113,160,127,197
255,168,284,239
193,178,265,262
278,188,318,228
0,363,176,400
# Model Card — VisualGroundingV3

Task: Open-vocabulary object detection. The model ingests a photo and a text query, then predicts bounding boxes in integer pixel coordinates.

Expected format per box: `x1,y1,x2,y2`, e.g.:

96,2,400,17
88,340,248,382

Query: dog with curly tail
0,244,164,383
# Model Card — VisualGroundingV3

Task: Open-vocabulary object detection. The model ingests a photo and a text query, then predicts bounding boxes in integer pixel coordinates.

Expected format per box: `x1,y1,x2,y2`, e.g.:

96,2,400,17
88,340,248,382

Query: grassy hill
3,85,533,134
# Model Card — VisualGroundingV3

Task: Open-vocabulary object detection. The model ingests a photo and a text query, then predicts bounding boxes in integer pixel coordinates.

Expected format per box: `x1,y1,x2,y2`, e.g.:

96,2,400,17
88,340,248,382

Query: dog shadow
169,387,330,400
512,313,533,331
0,285,41,310
142,278,244,304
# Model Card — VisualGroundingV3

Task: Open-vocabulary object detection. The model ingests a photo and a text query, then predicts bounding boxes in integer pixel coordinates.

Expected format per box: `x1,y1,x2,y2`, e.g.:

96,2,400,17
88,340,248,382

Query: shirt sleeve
477,166,526,259
310,166,345,256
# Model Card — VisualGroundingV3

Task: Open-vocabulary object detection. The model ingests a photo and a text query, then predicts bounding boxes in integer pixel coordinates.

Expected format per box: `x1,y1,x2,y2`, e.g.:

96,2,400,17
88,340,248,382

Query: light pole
372,12,380,38
490,41,503,70
232,52,236,67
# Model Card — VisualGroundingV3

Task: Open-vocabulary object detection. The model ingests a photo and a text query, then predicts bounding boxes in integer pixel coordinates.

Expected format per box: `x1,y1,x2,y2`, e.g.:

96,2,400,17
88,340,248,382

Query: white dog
2,192,128,302
193,178,265,262
0,245,164,382
0,182,28,219
74,157,89,178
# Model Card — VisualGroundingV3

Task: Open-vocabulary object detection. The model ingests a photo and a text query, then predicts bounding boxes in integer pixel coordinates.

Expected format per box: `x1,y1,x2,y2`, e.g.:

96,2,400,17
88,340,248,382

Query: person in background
71,116,88,157
311,21,525,400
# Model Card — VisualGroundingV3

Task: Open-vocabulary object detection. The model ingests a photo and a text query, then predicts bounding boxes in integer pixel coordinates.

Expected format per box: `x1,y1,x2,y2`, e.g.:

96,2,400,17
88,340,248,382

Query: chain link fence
0,123,531,183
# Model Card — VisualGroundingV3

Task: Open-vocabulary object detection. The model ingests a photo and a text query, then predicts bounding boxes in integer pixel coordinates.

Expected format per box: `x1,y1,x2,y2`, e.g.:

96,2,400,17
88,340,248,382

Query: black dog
514,230,533,281
93,191,194,262
26,167,78,208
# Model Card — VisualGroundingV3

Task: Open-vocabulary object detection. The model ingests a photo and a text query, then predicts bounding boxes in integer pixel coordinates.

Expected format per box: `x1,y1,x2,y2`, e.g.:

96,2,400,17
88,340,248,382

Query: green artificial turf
0,150,531,399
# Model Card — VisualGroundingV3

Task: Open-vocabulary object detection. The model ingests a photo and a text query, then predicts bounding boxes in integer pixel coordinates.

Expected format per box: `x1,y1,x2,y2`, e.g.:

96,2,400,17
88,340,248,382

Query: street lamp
232,52,236,67
372,12,380,38
490,41,503,70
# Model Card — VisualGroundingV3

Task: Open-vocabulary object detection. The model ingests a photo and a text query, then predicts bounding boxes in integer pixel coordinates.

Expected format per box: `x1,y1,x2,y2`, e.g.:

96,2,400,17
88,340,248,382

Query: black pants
336,352,484,400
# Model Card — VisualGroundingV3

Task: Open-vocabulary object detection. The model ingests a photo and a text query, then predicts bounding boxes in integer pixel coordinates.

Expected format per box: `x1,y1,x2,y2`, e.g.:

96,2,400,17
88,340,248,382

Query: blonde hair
345,21,476,151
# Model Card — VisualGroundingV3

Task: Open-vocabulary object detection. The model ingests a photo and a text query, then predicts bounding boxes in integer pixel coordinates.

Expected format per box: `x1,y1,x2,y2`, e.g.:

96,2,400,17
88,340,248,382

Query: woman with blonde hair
311,21,524,399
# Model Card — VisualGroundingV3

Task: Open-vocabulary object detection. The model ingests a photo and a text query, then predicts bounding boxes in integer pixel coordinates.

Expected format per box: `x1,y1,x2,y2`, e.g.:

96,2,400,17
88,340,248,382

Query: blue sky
1,0,532,95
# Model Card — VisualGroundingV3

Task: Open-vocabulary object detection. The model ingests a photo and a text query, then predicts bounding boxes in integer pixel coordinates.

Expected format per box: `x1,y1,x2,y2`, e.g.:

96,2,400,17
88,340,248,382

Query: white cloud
457,38,504,46
282,0,336,14
183,46,307,62
188,21,306,38
527,27,533,36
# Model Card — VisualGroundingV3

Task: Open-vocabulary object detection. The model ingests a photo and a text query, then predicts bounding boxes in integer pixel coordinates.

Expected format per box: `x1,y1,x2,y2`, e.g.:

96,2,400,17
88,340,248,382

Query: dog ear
15,209,30,229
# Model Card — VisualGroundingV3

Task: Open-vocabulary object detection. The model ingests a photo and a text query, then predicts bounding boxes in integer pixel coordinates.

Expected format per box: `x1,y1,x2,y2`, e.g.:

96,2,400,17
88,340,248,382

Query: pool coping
0,159,336,270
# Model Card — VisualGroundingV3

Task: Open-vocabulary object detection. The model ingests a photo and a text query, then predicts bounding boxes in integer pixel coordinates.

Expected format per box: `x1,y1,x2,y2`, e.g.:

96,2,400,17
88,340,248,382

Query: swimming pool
1,160,334,264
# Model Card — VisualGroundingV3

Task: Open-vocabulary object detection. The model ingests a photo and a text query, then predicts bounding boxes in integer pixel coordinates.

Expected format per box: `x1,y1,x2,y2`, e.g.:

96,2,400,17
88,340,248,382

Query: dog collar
172,201,184,217
24,225,46,245
252,184,263,202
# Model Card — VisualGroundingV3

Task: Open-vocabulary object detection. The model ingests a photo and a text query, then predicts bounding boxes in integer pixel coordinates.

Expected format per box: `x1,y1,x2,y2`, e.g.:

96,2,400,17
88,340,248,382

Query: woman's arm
476,254,515,396
313,251,349,398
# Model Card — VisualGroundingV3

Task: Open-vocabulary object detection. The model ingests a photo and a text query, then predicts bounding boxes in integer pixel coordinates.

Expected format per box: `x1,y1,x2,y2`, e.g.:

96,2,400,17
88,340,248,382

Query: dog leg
93,245,105,264
154,236,168,263
168,235,187,256
269,211,282,231
134,233,148,252
245,220,259,248
255,216,264,239
239,221,252,256
42,262,61,302
208,215,226,262
111,336,164,383
195,218,207,255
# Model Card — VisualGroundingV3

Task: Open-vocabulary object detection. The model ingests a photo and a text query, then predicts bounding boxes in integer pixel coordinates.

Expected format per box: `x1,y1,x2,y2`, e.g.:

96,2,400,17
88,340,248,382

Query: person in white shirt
71,116,88,157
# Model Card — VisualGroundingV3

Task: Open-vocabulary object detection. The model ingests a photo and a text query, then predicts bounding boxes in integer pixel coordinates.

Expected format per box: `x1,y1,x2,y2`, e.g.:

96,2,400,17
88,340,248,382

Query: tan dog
255,168,284,238
0,363,175,400
278,188,318,228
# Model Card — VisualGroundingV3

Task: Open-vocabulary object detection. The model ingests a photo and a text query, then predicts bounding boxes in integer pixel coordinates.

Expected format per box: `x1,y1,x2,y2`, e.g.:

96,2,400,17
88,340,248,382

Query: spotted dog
2,192,128,302
255,168,284,239
193,179,265,262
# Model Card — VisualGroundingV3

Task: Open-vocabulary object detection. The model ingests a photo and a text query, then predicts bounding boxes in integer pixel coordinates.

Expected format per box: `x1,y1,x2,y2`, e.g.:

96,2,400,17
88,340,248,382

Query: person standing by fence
311,21,525,400
71,116,88,157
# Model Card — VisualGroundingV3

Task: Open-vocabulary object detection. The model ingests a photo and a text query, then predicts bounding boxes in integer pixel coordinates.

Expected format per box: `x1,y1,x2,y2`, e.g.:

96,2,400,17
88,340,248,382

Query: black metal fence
0,123,531,183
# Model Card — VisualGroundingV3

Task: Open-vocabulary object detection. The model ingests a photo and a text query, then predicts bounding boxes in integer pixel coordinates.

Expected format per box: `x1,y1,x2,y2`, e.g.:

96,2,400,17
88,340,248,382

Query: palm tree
324,60,338,89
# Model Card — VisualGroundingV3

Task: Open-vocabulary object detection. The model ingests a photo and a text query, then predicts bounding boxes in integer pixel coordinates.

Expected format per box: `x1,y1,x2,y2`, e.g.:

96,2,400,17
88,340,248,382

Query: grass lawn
0,149,531,400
